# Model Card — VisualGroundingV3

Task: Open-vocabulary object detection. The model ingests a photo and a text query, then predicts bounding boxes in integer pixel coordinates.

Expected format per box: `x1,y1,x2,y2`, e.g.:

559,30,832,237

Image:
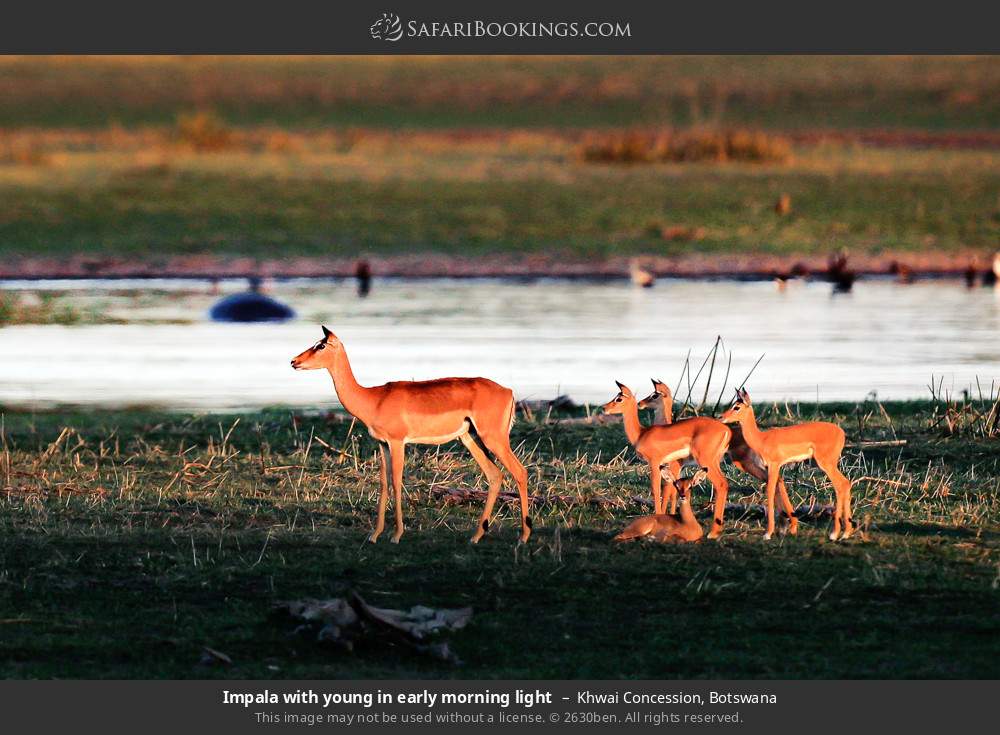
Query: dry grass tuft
174,111,234,152
579,128,791,165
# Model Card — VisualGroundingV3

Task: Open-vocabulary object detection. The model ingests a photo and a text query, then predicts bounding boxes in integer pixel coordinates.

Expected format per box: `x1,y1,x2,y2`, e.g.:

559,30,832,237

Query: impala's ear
739,387,751,402
614,380,632,397
321,325,333,339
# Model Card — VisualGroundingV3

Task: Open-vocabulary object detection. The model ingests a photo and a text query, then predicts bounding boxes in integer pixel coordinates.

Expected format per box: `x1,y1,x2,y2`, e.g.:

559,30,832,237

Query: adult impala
720,388,853,541
603,381,731,534
291,327,531,544
638,379,799,535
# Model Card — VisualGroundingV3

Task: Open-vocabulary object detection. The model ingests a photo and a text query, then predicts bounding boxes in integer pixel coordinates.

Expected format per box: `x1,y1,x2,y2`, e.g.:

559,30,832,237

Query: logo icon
370,12,403,41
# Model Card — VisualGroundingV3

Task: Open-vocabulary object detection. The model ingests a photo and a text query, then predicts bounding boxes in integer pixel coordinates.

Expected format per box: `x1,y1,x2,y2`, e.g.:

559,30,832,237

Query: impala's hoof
391,535,403,544
787,517,799,535
828,531,840,542
469,535,482,545
368,534,380,544
763,533,773,541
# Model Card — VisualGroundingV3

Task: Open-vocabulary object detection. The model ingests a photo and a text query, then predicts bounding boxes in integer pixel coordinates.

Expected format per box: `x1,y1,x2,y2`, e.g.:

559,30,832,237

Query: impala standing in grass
603,381,732,534
638,379,799,534
291,327,531,544
720,388,853,541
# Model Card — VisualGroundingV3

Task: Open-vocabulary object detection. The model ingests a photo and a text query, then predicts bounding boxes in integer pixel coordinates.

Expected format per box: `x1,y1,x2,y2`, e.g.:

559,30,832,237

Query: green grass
1,402,997,679
1,150,998,260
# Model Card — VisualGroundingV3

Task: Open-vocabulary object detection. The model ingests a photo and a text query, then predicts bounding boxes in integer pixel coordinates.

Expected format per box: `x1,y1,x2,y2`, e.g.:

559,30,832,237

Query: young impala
291,326,531,544
638,379,799,535
603,381,731,532
720,388,853,541
614,468,707,543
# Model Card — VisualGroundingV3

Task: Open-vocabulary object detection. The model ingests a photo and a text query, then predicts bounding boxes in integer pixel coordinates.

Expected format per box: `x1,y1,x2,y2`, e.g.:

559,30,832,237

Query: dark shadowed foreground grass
0,402,997,679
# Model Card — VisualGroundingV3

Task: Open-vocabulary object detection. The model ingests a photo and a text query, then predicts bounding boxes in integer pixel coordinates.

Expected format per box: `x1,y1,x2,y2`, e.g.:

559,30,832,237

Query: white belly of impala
784,451,814,463
662,449,691,464
405,424,470,445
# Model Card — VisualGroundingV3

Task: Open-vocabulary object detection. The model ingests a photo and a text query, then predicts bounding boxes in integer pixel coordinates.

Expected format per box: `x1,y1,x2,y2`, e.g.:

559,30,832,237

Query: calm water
1,278,999,410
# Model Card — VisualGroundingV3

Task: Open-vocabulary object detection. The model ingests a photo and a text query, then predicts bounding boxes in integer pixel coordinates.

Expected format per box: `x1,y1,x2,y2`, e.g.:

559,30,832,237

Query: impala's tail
506,393,517,433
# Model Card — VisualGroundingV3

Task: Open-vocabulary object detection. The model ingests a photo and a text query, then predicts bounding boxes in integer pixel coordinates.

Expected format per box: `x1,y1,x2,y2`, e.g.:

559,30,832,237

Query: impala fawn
291,326,531,544
602,381,731,533
720,388,853,541
614,468,707,543
638,379,798,535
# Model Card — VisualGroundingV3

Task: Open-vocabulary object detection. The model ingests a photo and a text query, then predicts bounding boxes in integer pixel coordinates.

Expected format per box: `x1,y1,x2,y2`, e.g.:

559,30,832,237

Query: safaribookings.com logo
370,13,631,42
370,13,404,41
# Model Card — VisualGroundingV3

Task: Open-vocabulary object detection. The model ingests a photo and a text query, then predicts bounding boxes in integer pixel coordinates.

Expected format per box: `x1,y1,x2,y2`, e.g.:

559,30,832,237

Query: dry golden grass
579,128,792,164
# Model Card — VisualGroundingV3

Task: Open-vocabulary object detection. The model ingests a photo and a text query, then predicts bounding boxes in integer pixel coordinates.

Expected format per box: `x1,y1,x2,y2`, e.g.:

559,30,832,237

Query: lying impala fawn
638,379,798,535
720,388,853,541
291,326,531,544
614,468,707,543
603,381,731,532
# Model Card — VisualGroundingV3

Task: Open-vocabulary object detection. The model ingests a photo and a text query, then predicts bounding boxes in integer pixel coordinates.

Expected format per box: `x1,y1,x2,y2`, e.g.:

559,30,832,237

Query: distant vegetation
1,56,999,130
0,56,998,266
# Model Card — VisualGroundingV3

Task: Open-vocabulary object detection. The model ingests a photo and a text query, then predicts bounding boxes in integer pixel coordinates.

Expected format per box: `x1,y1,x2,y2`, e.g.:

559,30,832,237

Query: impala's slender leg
663,460,682,513
369,442,390,543
460,432,503,544
648,459,663,515
815,453,852,541
389,440,406,543
763,465,780,540
776,475,798,535
705,461,730,539
480,432,531,543
734,458,797,535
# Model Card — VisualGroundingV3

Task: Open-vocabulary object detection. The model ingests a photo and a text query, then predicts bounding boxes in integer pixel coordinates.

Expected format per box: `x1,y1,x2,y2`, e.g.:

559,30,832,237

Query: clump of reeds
579,128,791,164
926,376,1000,438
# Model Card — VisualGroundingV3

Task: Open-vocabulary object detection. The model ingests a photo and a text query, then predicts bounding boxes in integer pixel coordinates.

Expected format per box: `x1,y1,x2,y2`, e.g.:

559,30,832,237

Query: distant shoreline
0,251,990,281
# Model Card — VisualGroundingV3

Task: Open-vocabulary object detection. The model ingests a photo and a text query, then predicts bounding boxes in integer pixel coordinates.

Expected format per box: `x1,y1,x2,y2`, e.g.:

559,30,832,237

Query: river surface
1,277,998,410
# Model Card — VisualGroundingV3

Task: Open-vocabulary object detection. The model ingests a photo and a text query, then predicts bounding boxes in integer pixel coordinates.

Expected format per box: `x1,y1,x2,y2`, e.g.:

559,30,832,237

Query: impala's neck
659,396,673,425
327,346,376,422
653,398,674,426
737,407,766,454
678,494,696,525
622,399,644,445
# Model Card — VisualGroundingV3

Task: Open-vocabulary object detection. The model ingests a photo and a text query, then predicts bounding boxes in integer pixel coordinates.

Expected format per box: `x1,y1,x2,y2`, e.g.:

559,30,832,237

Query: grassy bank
1,135,998,262
1,402,997,678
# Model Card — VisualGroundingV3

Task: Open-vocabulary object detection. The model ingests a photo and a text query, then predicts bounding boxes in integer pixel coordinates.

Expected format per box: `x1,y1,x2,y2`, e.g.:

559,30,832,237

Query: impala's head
637,378,672,411
720,388,753,424
675,467,709,499
291,326,342,370
601,381,635,414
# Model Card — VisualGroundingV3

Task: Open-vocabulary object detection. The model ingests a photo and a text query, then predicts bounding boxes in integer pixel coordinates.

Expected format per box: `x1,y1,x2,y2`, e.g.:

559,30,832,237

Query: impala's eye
315,343,326,350
615,396,623,402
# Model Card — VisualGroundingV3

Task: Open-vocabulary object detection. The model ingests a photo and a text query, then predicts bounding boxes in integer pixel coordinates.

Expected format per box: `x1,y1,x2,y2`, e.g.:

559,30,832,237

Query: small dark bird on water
772,261,810,290
355,259,372,297
964,262,979,288
888,260,914,284
827,250,856,293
